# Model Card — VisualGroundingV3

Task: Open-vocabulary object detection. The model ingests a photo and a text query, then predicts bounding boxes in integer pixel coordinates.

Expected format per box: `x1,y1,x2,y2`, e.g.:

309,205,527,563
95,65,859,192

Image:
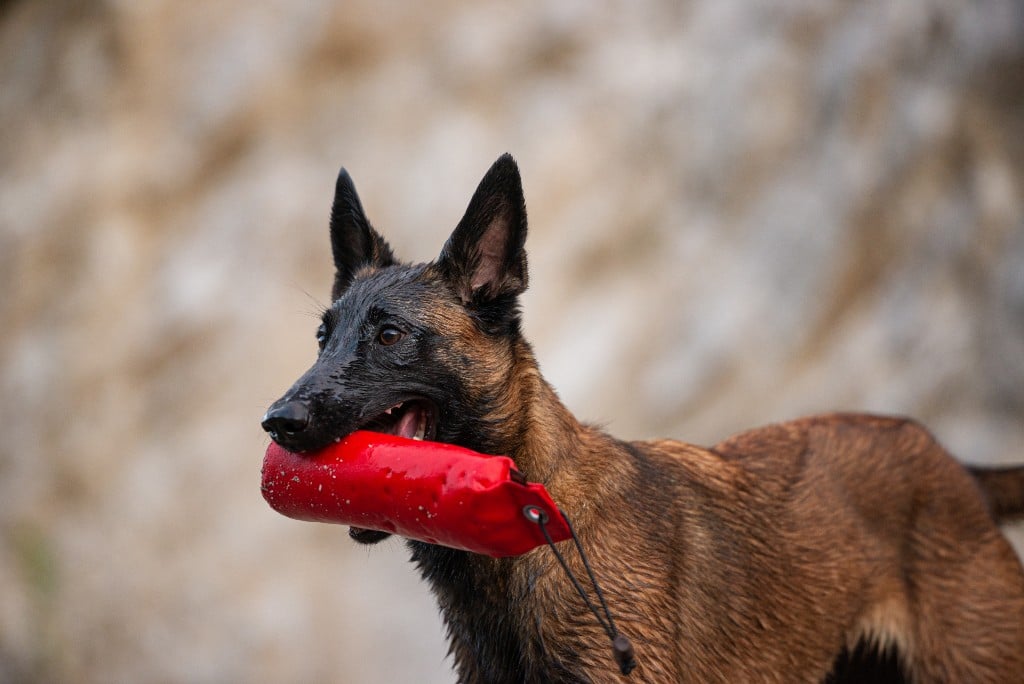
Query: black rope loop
523,505,637,676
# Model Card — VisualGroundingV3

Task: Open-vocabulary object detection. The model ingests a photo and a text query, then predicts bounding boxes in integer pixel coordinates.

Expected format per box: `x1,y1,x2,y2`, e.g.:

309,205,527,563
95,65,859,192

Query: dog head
262,153,529,466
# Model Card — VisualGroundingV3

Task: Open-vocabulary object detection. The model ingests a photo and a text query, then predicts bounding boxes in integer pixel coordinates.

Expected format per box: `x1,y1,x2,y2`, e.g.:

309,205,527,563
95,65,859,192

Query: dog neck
412,337,636,681
494,338,628,527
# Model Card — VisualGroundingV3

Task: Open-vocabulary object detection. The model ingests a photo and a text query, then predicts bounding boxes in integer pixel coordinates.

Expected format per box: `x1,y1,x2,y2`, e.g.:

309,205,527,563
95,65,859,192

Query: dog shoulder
625,437,750,500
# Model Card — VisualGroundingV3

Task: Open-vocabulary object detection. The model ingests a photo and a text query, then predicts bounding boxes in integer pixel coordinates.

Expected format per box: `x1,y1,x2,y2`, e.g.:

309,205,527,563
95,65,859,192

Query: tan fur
480,340,1024,683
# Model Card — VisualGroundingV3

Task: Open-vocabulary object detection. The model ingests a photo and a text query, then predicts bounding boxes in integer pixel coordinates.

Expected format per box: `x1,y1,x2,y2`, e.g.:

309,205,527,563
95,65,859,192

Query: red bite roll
261,431,571,557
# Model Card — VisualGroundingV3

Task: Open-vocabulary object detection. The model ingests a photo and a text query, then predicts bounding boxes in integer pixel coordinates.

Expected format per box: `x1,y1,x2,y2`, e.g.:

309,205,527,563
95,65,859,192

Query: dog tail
969,465,1024,522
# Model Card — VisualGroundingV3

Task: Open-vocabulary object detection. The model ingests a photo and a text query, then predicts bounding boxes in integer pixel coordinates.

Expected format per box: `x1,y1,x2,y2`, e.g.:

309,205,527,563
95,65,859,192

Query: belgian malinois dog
263,154,1024,683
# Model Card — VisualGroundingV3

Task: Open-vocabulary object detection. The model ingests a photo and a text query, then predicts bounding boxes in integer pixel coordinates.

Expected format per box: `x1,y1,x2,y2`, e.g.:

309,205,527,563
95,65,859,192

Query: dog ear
437,153,528,308
330,168,397,300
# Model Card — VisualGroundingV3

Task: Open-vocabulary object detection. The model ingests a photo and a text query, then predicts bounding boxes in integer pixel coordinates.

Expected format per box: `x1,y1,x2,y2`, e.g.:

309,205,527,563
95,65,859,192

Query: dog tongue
395,406,421,439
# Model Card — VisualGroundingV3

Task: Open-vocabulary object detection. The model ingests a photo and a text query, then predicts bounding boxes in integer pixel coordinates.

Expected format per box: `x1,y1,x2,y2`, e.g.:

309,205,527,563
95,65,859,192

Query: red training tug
261,430,571,557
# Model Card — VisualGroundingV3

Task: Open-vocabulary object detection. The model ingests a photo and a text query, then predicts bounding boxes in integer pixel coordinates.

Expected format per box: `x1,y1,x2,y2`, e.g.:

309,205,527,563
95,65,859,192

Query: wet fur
265,154,1024,682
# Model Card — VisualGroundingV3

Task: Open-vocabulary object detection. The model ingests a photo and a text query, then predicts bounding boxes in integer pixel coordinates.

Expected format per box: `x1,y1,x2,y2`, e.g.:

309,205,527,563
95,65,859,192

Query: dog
263,154,1024,683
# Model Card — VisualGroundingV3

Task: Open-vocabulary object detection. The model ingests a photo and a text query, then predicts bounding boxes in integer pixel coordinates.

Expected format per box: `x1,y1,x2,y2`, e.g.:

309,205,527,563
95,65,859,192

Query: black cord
524,505,637,676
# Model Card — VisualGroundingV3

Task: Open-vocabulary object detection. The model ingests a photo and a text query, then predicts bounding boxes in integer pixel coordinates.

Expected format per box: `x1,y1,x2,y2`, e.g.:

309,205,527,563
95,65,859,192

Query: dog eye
377,326,405,346
316,323,328,350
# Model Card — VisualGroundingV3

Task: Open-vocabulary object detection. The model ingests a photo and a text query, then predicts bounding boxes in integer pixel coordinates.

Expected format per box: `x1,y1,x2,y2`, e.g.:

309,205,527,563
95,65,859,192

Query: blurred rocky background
1,0,1022,681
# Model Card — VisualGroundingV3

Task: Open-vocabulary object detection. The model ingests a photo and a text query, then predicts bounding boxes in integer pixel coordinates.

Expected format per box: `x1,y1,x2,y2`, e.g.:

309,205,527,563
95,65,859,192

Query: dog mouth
346,398,438,542
358,398,438,442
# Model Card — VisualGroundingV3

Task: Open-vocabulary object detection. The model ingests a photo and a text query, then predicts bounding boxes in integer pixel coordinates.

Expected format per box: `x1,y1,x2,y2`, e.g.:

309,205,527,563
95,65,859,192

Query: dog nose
262,400,310,437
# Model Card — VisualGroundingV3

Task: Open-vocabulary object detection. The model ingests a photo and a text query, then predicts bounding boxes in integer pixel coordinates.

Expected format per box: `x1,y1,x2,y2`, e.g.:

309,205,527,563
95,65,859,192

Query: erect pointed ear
437,153,528,306
329,167,397,300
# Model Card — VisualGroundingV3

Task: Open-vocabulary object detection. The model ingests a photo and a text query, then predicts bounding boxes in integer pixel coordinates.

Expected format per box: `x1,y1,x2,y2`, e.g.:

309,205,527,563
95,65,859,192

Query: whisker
290,282,330,319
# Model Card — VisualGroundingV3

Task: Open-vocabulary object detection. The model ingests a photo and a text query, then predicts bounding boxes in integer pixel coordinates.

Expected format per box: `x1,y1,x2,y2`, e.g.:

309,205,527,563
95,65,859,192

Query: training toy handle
261,431,572,557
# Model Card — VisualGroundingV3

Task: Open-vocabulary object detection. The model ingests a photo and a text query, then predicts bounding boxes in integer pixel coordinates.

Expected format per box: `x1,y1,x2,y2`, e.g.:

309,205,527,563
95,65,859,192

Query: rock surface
1,1,1022,682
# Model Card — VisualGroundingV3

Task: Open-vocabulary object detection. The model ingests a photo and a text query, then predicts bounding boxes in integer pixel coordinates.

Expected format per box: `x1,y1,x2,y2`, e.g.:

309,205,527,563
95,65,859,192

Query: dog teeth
414,413,427,441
